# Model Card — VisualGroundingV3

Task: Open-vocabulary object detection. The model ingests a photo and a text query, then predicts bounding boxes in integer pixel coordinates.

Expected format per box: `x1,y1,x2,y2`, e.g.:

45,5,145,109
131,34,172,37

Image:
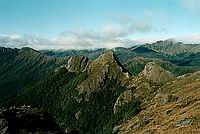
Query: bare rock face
139,62,173,84
67,56,89,73
113,89,135,114
76,51,130,94
123,62,174,107
175,118,193,127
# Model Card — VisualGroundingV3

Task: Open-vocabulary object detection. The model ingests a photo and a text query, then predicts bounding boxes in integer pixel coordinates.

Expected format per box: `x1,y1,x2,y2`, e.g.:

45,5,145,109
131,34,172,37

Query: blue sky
0,0,200,49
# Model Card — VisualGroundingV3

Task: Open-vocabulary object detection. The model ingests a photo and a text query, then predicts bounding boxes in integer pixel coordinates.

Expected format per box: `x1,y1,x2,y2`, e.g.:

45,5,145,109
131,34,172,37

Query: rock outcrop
113,62,174,114
67,56,89,73
113,89,135,114
139,62,173,84
0,106,63,134
76,51,130,94
116,71,200,134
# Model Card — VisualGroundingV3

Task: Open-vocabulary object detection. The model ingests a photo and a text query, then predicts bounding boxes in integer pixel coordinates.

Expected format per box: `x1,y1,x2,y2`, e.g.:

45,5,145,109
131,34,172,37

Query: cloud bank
179,0,200,11
1,33,200,50
49,10,166,49
176,34,200,44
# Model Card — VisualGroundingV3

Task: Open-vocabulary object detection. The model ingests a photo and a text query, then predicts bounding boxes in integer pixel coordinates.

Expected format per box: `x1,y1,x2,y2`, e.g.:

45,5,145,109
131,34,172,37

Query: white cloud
1,33,200,50
134,36,169,44
0,10,179,50
0,34,22,39
100,24,126,38
52,33,134,50
176,34,200,43
0,34,53,49
129,21,152,33
52,9,169,49
179,0,200,11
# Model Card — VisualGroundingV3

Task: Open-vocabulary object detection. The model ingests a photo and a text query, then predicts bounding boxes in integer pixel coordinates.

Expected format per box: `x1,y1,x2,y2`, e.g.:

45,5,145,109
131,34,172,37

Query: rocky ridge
138,62,174,84
143,39,200,55
115,70,200,134
113,62,173,114
1,47,200,134
75,51,130,95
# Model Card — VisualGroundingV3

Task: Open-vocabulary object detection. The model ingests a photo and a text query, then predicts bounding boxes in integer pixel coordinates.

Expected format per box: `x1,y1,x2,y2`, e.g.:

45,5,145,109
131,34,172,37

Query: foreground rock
0,106,64,134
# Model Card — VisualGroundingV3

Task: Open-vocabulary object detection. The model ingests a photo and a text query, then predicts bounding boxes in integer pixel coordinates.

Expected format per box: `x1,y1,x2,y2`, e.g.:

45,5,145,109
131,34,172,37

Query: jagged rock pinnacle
75,51,130,95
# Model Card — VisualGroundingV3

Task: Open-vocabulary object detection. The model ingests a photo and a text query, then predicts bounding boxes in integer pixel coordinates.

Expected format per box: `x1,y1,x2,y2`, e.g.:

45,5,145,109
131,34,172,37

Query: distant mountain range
0,40,200,134
143,39,200,55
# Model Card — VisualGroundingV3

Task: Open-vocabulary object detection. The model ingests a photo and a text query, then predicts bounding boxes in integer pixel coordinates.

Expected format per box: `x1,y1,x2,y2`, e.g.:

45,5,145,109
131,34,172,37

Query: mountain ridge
0,43,200,134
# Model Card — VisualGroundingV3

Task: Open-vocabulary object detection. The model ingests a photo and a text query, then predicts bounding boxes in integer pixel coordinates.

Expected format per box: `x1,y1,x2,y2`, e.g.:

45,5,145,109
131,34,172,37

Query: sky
0,0,200,49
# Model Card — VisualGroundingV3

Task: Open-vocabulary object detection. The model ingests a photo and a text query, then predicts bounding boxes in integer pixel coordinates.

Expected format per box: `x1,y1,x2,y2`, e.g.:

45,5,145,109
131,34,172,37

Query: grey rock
175,118,192,127
76,51,130,95
160,94,178,104
67,56,89,73
0,119,8,134
139,62,173,84
75,111,81,120
112,125,120,133
113,90,135,114
0,126,8,134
